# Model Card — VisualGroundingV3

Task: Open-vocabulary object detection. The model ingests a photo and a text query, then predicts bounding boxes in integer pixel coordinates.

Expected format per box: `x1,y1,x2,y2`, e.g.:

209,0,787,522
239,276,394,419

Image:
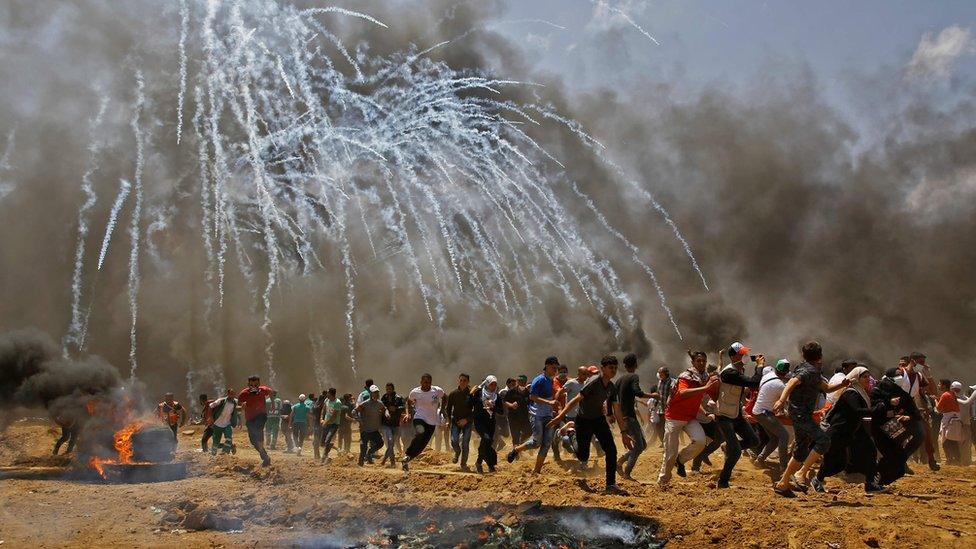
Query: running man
616,353,652,480
401,373,446,471
506,356,560,475
157,393,187,440
208,388,238,455
237,375,273,467
356,385,385,466
548,355,633,493
319,388,343,463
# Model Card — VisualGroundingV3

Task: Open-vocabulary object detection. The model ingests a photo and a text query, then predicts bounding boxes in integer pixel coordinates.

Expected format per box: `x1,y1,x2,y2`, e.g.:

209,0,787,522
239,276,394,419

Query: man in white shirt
401,373,446,471
752,359,791,469
208,388,238,455
826,359,857,404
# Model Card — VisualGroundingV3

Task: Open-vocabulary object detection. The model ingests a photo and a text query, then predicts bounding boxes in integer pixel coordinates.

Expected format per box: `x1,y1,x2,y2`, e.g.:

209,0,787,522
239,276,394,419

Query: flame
114,420,150,464
86,419,153,477
89,457,107,477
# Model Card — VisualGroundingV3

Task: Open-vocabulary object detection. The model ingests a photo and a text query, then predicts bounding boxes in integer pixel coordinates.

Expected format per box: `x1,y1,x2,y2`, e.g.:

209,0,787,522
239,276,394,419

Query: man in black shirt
772,341,849,496
444,373,475,470
503,376,530,445
549,355,633,493
616,353,652,480
380,383,405,467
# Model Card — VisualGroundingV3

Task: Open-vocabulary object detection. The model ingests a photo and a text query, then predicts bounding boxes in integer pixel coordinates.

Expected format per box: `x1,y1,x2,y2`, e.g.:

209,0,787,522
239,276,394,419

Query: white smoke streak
97,179,132,271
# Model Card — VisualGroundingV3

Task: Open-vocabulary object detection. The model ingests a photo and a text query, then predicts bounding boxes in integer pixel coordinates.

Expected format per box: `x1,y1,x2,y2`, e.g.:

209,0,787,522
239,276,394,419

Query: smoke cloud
1,0,974,406
0,328,121,426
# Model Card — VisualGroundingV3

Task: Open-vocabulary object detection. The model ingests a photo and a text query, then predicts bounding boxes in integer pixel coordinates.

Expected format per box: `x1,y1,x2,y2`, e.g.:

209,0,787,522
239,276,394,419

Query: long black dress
870,378,922,485
817,388,888,485
470,388,505,469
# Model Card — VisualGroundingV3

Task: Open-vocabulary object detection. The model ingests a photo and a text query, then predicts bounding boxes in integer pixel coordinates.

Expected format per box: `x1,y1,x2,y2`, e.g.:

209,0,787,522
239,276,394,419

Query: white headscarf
845,366,871,407
481,375,498,411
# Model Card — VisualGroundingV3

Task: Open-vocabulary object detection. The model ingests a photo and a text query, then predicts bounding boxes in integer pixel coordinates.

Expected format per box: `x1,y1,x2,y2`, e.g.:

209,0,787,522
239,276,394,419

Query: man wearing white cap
714,341,762,488
356,385,386,466
291,393,311,456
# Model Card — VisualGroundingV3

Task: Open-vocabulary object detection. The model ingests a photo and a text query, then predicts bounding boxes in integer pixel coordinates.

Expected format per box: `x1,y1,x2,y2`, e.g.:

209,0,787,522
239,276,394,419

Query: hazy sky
499,1,976,98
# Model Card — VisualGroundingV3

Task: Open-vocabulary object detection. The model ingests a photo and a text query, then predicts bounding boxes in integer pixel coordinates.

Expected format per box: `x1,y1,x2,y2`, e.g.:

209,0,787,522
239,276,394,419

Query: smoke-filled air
2,0,975,396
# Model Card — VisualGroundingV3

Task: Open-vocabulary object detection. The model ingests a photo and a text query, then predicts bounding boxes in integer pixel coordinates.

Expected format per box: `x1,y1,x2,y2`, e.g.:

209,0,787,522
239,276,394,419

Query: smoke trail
97,179,132,271
127,71,147,382
176,0,189,145
588,0,660,46
64,98,109,356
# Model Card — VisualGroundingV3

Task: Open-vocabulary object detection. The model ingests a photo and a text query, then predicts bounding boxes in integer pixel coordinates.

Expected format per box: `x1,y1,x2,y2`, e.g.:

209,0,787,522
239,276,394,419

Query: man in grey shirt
356,385,386,466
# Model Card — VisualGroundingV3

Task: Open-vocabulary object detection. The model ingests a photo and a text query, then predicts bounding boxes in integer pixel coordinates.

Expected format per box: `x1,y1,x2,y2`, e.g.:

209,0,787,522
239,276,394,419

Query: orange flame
114,420,150,464
86,419,153,477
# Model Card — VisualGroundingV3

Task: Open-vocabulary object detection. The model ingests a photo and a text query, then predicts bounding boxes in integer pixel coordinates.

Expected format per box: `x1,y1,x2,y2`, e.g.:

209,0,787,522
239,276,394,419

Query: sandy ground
1,418,974,548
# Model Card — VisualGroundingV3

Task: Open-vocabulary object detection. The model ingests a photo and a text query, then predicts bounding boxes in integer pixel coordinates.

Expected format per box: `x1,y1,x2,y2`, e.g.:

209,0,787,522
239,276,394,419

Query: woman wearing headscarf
813,366,893,493
870,368,921,486
469,375,505,473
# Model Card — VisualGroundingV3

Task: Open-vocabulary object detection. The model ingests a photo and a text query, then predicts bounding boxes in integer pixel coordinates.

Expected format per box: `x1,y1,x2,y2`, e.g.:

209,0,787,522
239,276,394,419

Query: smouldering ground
1,420,974,548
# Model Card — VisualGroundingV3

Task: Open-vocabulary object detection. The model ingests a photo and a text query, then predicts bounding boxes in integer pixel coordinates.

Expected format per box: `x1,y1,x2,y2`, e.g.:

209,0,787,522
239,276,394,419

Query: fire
87,419,153,478
114,420,150,464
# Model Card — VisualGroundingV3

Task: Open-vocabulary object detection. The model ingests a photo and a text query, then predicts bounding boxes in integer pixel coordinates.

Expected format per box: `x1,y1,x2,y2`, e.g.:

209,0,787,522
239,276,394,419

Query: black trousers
574,416,617,488
509,417,529,445
476,425,498,467
201,426,213,451
54,427,77,455
359,430,384,462
406,419,437,458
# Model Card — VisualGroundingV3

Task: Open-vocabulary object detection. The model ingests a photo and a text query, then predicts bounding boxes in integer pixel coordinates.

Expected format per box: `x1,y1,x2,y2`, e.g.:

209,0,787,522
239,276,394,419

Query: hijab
481,375,498,411
845,366,871,407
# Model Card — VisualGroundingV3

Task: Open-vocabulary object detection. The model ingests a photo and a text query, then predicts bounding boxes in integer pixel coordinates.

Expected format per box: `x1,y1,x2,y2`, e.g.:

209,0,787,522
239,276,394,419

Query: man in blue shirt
507,356,560,475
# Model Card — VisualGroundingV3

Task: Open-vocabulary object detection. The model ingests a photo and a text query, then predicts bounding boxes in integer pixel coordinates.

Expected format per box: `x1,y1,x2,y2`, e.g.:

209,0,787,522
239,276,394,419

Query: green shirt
323,399,343,425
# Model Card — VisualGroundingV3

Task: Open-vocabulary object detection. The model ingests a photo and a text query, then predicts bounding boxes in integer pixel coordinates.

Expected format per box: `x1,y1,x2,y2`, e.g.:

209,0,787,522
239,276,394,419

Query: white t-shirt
408,386,445,426
826,372,847,403
210,397,235,428
753,371,786,416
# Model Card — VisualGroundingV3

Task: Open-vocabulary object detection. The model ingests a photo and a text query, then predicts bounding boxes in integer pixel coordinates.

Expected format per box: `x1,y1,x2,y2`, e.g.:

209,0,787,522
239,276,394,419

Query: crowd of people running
88,340,975,497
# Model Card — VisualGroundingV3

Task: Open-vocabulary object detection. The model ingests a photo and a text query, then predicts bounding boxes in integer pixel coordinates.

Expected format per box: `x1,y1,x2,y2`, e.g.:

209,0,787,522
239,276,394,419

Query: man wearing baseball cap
356,385,385,466
714,342,763,488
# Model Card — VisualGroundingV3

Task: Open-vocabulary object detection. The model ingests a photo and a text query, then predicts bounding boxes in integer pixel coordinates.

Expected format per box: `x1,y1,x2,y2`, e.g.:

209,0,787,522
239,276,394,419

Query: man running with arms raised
238,375,273,467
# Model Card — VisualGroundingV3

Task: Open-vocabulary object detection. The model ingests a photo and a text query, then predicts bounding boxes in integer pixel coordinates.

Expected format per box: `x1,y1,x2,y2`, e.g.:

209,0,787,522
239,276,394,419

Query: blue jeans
754,411,789,469
382,425,400,463
522,415,555,459
450,422,473,466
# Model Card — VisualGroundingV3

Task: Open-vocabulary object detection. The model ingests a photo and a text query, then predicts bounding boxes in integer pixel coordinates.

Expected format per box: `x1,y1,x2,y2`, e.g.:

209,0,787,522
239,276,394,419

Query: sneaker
675,460,686,478
506,449,519,463
716,480,730,489
453,449,461,464
296,447,302,456
810,477,827,493
401,456,411,471
928,460,941,472
865,483,886,494
488,465,496,473
358,458,364,467
476,462,484,474
605,484,627,495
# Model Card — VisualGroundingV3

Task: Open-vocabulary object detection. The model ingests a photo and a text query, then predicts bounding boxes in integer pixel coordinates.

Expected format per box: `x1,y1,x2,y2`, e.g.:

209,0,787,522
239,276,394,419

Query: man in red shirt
238,375,274,466
657,351,718,487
